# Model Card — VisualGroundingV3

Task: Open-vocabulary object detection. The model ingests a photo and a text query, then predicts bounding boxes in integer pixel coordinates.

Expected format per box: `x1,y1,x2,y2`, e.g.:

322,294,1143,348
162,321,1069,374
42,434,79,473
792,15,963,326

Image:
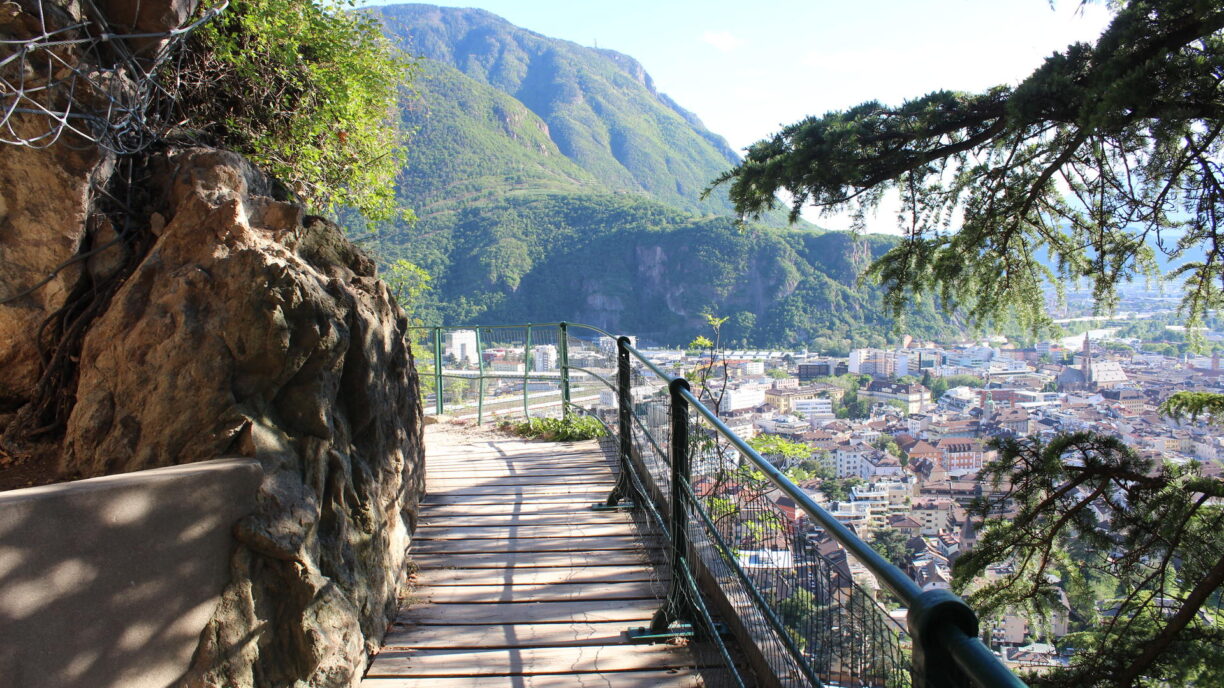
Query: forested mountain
366,4,959,346
375,3,747,218
372,191,962,348
389,59,599,213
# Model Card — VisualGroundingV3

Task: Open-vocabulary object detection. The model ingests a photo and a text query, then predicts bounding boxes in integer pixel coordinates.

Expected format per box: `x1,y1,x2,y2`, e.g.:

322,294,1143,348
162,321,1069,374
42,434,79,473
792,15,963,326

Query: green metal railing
411,323,1026,688
411,322,617,424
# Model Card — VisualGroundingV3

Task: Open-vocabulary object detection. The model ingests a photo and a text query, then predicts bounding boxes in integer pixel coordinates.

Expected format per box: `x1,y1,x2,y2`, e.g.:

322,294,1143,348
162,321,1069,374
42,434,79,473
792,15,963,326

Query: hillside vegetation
372,193,961,348
365,4,958,346
375,3,746,218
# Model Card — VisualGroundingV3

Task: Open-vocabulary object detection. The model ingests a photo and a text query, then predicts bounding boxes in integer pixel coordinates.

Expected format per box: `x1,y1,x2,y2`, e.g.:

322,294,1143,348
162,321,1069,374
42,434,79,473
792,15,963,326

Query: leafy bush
506,415,606,442
747,433,810,465
383,259,432,325
179,0,414,220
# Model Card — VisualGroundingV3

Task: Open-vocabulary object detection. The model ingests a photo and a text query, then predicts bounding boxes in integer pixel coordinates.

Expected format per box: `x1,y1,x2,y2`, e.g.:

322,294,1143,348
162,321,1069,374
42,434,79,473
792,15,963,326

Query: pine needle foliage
710,0,1224,336
1159,389,1224,423
178,0,414,220
957,432,1224,686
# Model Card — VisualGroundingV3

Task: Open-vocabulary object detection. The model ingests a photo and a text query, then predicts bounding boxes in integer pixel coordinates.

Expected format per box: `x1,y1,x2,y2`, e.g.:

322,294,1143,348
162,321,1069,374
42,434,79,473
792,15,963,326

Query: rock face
1,3,425,684
0,0,206,416
0,135,104,413
55,148,425,686
0,0,110,414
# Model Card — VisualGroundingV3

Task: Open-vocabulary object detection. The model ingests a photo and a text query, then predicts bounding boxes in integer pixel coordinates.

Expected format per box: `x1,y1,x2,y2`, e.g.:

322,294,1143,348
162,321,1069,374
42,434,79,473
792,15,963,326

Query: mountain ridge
374,2,750,218
364,4,959,347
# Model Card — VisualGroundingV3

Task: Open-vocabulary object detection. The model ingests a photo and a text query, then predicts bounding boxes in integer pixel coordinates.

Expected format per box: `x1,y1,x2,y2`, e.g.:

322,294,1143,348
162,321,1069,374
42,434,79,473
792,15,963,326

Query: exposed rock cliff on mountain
375,190,962,348
0,1,424,686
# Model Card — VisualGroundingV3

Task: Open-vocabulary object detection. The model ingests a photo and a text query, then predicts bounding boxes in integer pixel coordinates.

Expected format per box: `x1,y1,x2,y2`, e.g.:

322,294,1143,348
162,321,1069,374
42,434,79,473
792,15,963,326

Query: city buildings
588,327,1219,667
533,344,558,372
444,329,479,364
860,380,930,414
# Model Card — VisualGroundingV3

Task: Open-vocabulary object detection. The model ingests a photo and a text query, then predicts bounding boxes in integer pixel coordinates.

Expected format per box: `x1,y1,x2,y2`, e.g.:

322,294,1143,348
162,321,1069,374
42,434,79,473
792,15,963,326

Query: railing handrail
618,340,1023,688
941,623,1029,688
624,341,679,384
675,384,925,604
674,383,1024,688
409,321,623,342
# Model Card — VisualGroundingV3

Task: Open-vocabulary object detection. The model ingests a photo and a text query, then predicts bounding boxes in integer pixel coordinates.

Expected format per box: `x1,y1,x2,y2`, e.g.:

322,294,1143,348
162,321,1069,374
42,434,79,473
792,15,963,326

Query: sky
367,0,1115,230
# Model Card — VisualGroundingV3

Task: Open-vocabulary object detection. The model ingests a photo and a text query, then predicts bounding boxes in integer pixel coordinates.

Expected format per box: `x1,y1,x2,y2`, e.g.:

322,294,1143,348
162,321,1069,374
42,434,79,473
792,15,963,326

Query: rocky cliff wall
0,0,110,415
77,148,425,687
0,2,425,684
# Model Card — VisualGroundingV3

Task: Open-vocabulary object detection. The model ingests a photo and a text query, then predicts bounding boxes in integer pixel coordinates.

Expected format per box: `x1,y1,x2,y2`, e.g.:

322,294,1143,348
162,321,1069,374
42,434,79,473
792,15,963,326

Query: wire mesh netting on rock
0,0,225,154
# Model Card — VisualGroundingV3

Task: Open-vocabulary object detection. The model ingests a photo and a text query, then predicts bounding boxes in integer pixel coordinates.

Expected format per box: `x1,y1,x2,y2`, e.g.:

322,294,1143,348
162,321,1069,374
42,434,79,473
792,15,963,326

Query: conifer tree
710,2,1224,684
712,0,1224,335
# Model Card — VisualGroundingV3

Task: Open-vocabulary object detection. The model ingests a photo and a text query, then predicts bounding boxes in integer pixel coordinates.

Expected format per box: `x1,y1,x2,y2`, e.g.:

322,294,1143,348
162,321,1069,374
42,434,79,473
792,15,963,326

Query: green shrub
505,415,606,442
179,0,414,220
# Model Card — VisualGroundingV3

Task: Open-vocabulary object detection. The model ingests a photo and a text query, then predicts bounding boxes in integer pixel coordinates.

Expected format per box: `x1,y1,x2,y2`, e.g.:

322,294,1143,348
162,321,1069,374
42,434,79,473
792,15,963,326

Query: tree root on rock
0,154,155,482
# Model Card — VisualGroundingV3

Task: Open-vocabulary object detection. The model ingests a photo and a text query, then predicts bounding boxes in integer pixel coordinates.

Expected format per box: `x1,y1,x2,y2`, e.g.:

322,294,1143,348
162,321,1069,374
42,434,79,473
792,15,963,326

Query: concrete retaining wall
0,458,262,688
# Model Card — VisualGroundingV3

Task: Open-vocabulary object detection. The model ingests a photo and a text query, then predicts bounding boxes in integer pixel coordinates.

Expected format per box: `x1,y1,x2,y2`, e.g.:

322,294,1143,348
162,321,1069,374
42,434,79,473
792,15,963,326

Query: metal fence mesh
563,323,618,420
622,361,751,687
415,324,630,424
0,0,226,153
687,411,911,688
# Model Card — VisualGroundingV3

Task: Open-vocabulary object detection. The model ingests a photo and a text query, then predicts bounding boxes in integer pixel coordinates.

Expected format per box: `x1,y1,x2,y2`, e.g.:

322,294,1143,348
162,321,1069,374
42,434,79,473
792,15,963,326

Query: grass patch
504,415,606,442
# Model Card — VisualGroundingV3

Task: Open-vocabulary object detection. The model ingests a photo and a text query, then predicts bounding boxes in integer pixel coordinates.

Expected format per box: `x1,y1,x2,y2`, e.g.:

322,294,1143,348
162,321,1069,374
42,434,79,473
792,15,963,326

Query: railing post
523,324,533,419
908,588,981,687
596,336,635,510
558,322,571,415
476,327,485,425
636,375,695,640
668,378,692,576
432,327,443,416
617,336,632,480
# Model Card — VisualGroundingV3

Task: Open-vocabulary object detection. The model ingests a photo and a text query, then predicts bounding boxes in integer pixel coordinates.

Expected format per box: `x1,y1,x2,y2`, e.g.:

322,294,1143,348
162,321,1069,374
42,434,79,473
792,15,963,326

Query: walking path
361,423,707,687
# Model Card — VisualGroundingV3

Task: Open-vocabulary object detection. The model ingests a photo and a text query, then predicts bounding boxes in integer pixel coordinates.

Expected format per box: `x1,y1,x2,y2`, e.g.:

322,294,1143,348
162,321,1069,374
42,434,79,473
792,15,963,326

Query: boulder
0,0,198,413
56,148,425,687
0,106,108,414
0,1,426,681
94,0,199,57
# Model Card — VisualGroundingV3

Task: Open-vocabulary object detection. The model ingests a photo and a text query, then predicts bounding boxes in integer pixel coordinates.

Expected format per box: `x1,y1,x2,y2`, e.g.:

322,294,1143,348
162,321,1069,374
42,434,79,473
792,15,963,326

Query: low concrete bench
0,458,261,688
